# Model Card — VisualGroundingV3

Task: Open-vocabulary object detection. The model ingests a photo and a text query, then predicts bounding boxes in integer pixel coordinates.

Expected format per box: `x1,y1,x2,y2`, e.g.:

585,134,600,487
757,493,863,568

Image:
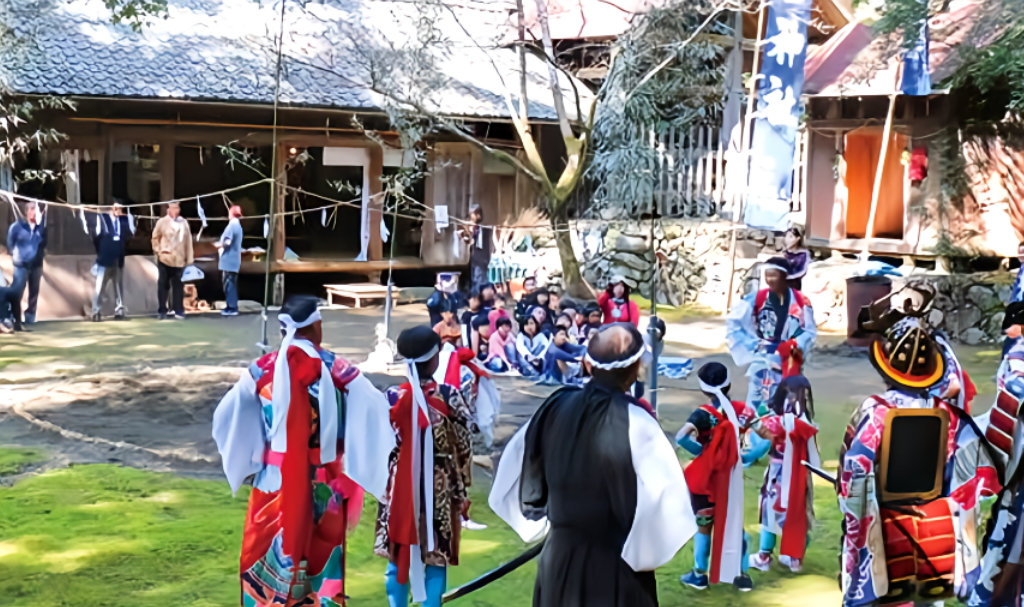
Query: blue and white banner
743,0,812,231
901,19,931,95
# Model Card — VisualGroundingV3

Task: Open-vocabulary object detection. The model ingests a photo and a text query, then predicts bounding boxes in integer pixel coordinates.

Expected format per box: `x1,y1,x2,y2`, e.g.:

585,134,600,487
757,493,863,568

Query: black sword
802,460,838,485
442,539,545,603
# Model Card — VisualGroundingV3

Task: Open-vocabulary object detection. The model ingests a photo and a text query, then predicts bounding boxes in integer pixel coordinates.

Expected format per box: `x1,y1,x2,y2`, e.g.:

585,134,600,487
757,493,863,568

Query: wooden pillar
158,141,175,203
99,126,112,205
272,143,287,263
367,145,384,261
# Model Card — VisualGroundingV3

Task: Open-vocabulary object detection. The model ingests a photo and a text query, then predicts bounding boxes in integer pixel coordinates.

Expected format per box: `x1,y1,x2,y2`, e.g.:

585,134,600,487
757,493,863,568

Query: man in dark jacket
91,202,131,322
6,202,47,324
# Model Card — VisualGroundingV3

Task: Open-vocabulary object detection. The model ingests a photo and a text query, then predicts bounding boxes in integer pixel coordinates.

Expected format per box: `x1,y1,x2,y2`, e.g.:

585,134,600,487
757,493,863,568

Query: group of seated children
428,274,636,386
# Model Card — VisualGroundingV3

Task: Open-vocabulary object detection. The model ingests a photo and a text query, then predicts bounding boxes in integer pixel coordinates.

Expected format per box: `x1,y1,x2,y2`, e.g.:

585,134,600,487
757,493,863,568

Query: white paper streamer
321,207,327,227
434,205,449,231
95,214,101,236
263,219,269,238
127,208,136,235
196,196,208,228
380,217,390,243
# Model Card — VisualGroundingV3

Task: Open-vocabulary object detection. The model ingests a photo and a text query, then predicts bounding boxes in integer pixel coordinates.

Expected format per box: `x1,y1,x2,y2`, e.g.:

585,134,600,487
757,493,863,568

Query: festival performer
837,292,1000,607
489,323,696,607
748,375,819,574
212,295,395,607
375,326,475,607
676,362,758,591
970,301,1024,606
726,256,816,416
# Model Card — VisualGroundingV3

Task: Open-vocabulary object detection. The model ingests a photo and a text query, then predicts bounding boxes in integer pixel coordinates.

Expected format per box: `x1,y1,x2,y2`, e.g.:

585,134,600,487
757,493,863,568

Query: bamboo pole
862,92,898,256
259,0,287,350
725,3,766,313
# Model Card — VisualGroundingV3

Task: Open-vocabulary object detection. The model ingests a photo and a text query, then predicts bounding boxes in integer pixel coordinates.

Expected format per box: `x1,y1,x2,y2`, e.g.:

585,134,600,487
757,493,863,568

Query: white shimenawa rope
269,309,338,465
405,343,440,604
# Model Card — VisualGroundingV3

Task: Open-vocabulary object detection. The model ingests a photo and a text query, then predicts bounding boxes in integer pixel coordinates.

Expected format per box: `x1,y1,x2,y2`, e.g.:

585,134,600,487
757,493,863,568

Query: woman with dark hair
598,276,641,326
782,226,810,291
515,316,549,377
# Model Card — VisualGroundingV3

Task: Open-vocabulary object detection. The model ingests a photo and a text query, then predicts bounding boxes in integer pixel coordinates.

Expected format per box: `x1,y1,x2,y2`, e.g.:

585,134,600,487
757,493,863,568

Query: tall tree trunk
550,200,594,299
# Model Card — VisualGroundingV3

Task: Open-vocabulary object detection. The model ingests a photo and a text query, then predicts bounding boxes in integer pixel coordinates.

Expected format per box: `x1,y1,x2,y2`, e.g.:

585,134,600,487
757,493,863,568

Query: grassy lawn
0,397,849,607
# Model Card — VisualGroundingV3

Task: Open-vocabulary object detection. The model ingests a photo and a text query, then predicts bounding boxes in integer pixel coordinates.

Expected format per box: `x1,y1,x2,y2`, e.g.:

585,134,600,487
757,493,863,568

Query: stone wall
501,219,1019,344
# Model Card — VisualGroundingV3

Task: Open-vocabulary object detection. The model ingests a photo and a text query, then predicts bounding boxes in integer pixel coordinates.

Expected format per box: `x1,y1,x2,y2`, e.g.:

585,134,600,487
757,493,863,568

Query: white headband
278,310,322,330
763,263,788,274
698,370,731,393
584,345,647,370
406,344,440,365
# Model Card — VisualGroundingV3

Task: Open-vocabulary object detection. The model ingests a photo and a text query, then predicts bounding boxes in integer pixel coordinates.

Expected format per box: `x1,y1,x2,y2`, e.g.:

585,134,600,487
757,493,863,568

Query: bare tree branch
533,0,574,141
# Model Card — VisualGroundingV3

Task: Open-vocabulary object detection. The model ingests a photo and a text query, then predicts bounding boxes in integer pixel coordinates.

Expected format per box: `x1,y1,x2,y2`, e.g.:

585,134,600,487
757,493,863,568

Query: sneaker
680,569,709,590
734,573,754,592
158,313,167,320
173,314,186,320
114,311,126,321
462,518,488,531
92,313,101,322
748,551,772,572
779,555,802,573
221,310,240,317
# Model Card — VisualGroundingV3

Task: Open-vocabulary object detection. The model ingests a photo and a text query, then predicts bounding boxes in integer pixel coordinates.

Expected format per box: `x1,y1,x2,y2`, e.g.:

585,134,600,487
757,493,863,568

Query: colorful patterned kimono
838,390,1000,607
214,343,393,607
757,410,819,562
434,344,501,450
932,333,977,412
374,381,474,584
968,340,1024,607
727,288,816,414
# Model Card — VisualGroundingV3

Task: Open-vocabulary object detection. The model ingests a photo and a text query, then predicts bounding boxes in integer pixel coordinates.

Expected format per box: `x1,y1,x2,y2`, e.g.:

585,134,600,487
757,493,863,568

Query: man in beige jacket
151,202,194,319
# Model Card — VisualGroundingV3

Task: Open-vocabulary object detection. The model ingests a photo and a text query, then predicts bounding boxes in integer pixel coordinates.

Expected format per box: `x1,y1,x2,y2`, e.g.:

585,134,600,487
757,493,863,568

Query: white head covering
402,338,440,604
268,306,338,465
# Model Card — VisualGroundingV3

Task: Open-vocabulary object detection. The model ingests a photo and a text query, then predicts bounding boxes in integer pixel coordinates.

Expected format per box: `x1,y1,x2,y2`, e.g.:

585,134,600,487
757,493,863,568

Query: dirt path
0,305,1003,481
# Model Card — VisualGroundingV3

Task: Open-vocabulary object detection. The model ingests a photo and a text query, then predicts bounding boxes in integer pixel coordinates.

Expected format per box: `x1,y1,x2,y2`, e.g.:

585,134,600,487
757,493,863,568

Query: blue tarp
743,0,813,231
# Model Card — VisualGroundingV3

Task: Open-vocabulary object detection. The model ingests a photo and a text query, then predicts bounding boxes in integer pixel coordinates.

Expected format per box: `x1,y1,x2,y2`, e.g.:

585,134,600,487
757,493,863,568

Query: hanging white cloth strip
405,344,440,604
698,372,744,584
267,311,338,465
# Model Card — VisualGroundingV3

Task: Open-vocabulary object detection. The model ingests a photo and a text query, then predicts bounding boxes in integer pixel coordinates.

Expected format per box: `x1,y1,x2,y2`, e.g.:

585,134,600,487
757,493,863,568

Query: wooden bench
325,283,400,308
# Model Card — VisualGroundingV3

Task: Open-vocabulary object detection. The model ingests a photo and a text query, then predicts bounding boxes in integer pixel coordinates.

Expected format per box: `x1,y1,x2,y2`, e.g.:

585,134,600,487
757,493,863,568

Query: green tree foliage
587,1,731,218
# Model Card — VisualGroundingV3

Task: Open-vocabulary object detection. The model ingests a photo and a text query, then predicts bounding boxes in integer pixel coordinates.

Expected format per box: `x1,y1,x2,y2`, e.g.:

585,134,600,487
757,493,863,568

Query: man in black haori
489,323,696,607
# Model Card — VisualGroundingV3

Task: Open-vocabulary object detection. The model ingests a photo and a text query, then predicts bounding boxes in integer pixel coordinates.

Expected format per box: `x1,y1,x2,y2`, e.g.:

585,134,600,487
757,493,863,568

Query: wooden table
325,283,400,308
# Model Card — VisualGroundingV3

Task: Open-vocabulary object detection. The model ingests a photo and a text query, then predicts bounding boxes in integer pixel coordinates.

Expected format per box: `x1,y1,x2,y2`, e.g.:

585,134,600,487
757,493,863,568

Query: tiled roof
1,0,589,120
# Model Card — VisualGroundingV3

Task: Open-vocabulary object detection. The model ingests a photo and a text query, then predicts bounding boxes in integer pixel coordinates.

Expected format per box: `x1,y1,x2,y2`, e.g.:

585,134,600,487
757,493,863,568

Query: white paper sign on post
434,205,449,232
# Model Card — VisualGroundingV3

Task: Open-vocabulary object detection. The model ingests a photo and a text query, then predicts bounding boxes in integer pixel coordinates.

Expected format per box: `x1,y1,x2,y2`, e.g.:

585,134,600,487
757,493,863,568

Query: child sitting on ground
432,300,463,347
472,314,491,361
461,287,483,346
515,316,548,377
537,326,587,386
484,317,516,373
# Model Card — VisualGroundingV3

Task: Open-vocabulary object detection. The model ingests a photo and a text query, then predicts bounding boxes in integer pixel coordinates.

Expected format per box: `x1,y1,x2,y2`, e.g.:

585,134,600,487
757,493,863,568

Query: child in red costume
677,362,761,591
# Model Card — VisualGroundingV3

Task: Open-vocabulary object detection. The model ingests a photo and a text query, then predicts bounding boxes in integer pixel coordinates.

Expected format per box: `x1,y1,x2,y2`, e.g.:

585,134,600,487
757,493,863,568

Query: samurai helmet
859,282,936,334
862,282,945,391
